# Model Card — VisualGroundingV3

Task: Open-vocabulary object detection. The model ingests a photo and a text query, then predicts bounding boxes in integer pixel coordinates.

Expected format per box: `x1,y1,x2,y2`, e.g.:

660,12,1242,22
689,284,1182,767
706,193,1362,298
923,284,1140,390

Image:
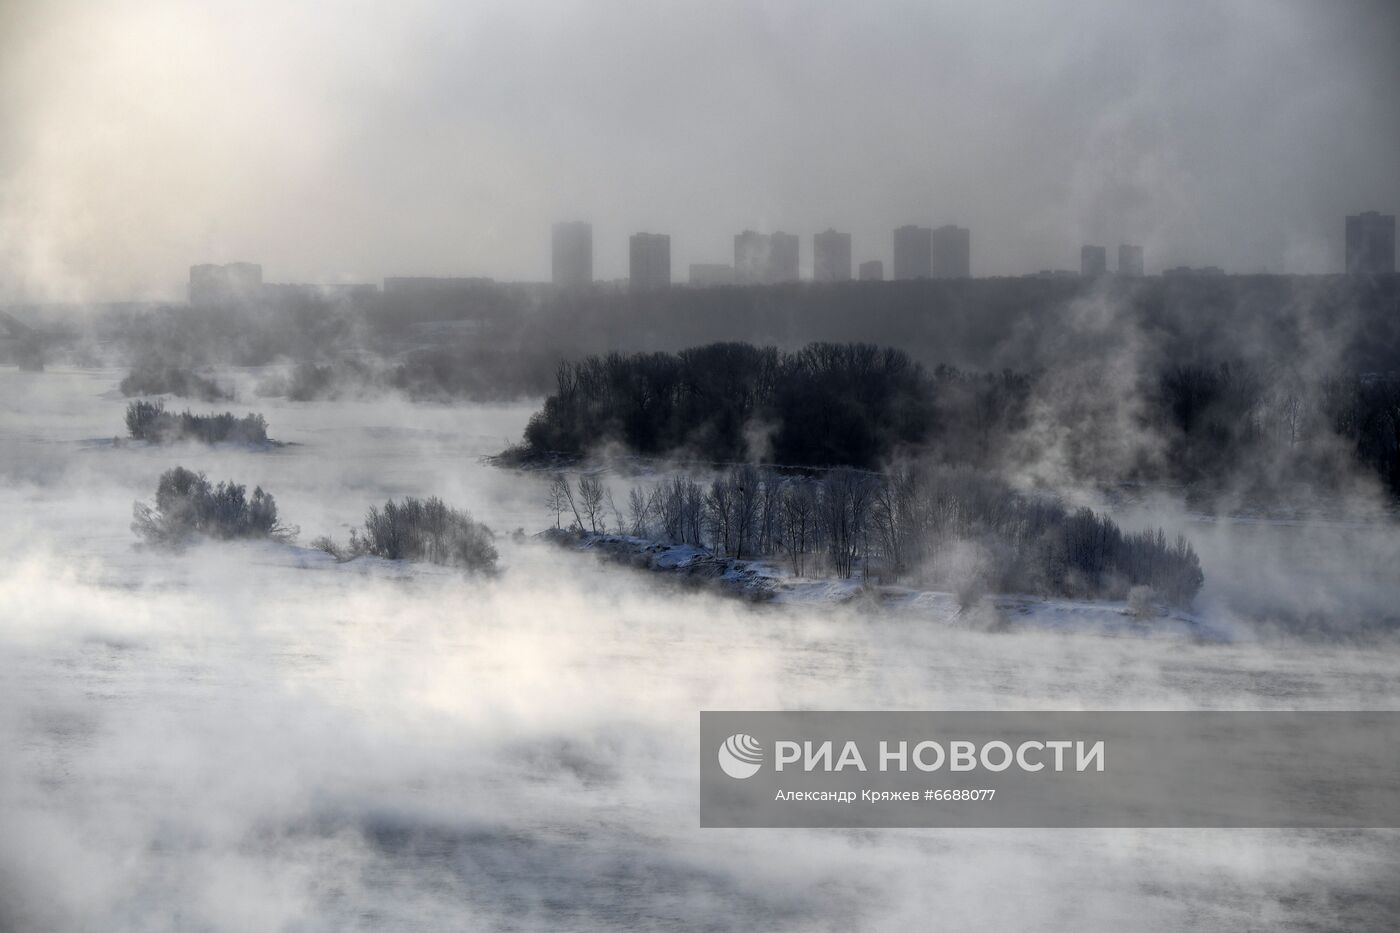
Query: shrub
125,400,270,445
325,497,497,573
132,466,296,545
1127,585,1160,619
256,360,380,401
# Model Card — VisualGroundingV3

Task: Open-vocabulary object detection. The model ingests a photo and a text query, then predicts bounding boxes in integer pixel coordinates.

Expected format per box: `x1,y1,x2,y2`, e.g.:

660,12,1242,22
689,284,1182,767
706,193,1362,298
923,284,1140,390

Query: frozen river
2,367,1398,930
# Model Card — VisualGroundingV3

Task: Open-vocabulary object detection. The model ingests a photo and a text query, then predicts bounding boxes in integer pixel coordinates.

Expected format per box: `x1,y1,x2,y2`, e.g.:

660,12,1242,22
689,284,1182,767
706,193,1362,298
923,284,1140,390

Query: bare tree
605,486,625,535
682,477,704,545
871,463,921,582
731,464,760,558
577,474,605,533
546,473,569,529
755,468,781,556
627,486,651,536
550,473,584,530
820,469,871,579
778,479,817,576
655,478,683,541
705,475,735,555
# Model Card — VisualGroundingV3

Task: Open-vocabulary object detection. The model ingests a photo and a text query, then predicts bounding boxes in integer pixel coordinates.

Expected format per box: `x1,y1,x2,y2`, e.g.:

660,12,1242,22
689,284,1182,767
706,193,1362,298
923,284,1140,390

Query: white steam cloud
2,369,1398,929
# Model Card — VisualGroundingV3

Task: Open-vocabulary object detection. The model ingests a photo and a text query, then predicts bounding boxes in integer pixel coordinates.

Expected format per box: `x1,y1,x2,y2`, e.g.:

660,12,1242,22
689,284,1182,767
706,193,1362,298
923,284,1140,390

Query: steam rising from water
2,368,1398,930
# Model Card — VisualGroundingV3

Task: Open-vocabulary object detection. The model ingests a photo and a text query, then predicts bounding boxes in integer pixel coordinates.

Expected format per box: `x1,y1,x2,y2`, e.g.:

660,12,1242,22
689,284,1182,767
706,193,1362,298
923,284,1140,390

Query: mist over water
3,368,1398,930
2,0,1397,926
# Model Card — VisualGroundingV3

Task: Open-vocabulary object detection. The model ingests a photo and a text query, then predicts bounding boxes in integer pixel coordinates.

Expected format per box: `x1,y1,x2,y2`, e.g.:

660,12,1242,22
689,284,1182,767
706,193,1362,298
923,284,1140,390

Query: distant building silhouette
189,262,262,306
552,221,593,287
858,260,884,281
734,230,799,284
1080,245,1107,277
689,263,736,286
263,282,377,304
1118,244,1144,276
629,233,671,290
1163,265,1226,277
813,229,852,282
1346,211,1396,274
931,225,971,278
893,225,932,279
770,232,799,283
384,277,495,293
734,231,769,284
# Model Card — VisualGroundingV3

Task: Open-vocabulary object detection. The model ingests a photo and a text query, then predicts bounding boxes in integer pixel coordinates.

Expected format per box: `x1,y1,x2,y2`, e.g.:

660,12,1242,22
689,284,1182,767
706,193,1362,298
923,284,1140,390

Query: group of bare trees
548,473,619,534
547,463,1203,606
125,400,270,445
1155,364,1400,498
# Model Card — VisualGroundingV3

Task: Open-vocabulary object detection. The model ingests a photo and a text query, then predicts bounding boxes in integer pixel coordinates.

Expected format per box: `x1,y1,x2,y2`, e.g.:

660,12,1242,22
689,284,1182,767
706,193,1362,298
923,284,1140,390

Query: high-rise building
734,230,770,284
734,230,799,284
1081,245,1107,277
893,225,933,280
629,232,671,290
189,262,263,306
1346,212,1396,274
689,263,736,286
858,260,884,281
770,231,799,283
931,225,971,279
813,229,852,282
1118,244,1144,276
552,221,593,287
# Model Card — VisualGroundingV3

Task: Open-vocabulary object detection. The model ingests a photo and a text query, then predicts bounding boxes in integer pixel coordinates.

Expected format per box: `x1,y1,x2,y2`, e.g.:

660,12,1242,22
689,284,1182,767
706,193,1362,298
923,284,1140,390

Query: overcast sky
1,0,1397,301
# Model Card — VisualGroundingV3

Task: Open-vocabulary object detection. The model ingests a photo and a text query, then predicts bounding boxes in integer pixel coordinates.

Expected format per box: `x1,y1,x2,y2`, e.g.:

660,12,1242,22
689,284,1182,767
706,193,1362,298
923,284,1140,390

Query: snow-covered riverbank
541,529,1232,641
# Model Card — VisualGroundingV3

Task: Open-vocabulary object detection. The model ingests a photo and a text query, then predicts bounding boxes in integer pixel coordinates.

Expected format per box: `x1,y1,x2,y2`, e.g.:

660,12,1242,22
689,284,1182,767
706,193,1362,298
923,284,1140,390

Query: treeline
85,273,1400,401
125,400,270,445
1152,364,1400,498
512,343,1400,502
255,360,376,401
82,273,1400,501
120,358,230,401
517,343,1024,469
549,465,1204,607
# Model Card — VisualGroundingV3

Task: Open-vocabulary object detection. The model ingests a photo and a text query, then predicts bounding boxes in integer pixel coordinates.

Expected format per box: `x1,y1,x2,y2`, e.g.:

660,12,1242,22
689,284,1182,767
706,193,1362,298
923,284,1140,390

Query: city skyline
196,210,1396,298
1,2,1397,302
93,204,1400,298
191,206,1400,291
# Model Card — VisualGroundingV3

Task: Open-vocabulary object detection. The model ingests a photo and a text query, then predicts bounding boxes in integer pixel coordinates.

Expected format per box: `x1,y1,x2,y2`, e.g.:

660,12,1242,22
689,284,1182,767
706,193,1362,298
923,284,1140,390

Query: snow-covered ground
550,530,1232,642
3,366,1399,931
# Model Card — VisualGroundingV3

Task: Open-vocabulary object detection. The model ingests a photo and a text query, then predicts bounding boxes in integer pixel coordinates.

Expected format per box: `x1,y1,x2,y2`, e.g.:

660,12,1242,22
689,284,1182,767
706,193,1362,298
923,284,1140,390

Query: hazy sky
1,0,1397,301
